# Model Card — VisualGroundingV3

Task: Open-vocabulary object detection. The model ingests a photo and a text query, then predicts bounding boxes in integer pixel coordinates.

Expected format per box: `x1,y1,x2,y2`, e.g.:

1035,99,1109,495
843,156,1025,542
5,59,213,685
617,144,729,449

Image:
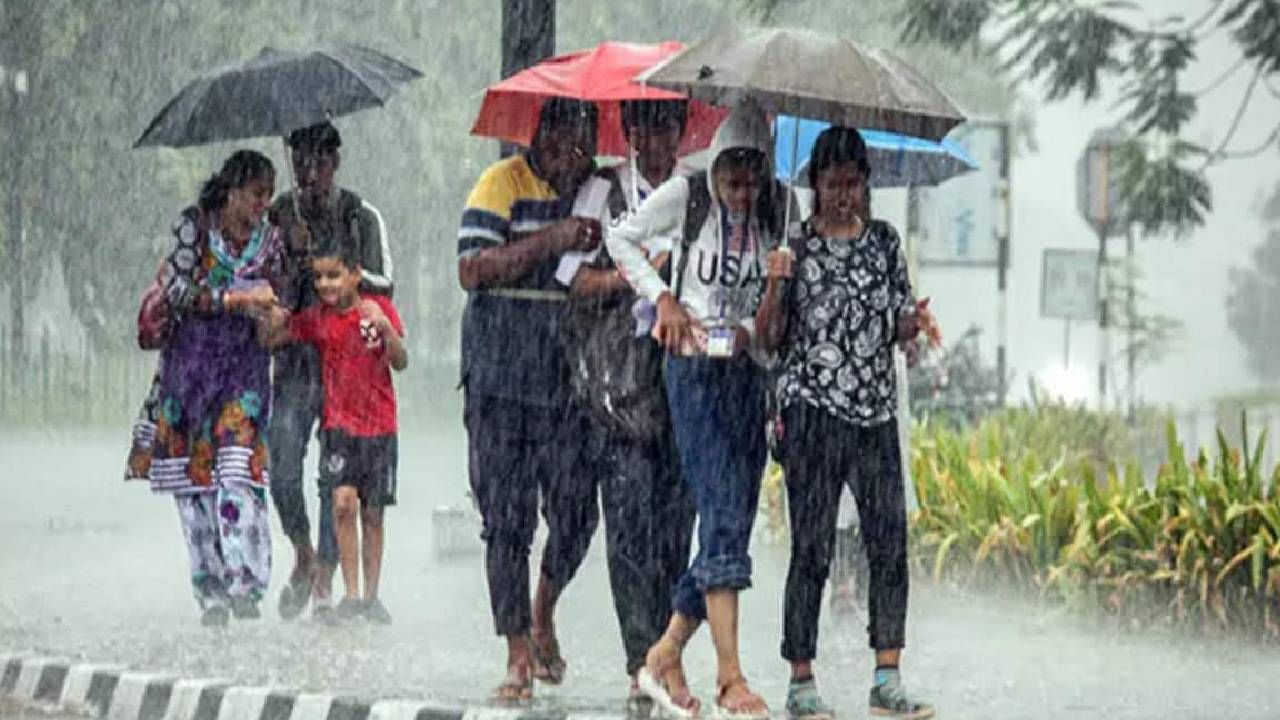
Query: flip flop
530,632,567,685
637,667,699,719
713,678,769,720
493,677,534,704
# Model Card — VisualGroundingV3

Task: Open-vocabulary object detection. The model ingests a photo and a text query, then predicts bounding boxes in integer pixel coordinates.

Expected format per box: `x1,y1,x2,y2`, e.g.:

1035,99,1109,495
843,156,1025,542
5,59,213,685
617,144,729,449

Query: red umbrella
470,41,727,157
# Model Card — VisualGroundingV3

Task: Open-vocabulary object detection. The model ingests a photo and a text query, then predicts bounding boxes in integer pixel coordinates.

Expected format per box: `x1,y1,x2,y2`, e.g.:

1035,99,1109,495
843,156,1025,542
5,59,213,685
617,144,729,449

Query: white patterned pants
174,483,272,610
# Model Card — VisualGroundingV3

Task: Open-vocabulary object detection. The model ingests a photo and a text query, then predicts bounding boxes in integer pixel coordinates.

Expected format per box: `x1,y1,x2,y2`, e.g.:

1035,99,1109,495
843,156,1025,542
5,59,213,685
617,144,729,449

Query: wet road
1,420,1277,719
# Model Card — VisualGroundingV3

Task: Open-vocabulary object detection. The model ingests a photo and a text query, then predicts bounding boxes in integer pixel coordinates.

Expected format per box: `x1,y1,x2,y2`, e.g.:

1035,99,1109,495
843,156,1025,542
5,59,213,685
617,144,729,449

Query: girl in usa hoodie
605,99,789,720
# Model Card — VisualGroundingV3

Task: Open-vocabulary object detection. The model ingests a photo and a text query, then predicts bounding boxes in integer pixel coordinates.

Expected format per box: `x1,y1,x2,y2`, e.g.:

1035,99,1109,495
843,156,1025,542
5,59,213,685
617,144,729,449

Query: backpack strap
596,166,630,221
675,171,711,302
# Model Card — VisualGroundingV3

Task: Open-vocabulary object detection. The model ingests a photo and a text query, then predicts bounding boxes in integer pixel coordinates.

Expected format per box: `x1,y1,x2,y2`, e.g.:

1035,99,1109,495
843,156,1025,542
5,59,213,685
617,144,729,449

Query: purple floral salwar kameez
144,206,287,612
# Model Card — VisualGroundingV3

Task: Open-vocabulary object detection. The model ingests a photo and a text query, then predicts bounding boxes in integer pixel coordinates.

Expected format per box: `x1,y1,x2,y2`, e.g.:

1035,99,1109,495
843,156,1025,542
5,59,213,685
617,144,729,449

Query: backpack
561,168,669,440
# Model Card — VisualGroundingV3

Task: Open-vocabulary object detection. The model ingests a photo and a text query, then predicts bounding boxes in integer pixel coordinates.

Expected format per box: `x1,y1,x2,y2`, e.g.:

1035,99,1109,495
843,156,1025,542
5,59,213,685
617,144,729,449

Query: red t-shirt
289,294,403,437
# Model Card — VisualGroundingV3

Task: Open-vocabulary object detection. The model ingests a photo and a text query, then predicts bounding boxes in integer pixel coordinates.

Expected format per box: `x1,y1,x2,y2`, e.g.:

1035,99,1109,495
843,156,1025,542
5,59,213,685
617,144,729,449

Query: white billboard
916,123,1005,266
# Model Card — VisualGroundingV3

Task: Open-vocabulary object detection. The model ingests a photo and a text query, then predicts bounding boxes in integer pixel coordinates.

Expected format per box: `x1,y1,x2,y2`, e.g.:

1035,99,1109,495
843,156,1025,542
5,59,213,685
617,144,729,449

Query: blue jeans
665,355,767,621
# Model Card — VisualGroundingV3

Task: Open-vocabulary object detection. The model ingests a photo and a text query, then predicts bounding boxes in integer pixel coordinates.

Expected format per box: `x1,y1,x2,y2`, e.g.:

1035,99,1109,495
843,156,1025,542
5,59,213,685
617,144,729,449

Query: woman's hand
652,292,703,354
765,248,794,282
227,284,277,313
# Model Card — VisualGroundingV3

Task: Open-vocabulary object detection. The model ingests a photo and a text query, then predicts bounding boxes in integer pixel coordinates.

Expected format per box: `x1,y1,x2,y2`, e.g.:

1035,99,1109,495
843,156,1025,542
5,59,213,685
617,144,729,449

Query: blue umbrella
775,116,977,189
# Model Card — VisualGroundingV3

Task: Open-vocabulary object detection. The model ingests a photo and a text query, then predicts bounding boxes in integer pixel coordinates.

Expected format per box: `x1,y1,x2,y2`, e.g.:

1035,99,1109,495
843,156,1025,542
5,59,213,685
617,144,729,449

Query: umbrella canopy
774,116,977,189
637,27,966,142
470,41,728,157
135,44,423,148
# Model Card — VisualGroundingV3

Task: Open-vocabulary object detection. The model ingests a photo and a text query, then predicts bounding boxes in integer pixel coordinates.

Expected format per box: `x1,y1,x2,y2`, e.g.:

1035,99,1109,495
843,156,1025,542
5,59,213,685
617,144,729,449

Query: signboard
916,123,1005,266
1040,249,1099,321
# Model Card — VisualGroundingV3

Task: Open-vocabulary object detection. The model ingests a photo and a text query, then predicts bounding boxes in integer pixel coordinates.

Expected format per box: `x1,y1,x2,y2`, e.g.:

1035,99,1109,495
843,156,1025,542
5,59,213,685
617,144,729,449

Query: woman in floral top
756,127,933,720
146,150,288,627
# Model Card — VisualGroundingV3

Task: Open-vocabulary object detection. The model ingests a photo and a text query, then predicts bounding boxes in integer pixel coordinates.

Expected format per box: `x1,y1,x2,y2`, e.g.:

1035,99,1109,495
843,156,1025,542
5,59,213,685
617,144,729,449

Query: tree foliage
892,0,1280,238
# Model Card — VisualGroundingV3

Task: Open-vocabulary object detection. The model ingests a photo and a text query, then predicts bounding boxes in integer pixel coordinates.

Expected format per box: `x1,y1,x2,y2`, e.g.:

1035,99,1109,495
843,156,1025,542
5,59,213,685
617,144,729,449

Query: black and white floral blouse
775,219,914,427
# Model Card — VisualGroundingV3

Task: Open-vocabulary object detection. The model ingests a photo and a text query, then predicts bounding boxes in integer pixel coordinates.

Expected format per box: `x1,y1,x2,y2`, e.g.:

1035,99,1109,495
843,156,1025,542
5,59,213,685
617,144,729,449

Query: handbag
137,208,208,350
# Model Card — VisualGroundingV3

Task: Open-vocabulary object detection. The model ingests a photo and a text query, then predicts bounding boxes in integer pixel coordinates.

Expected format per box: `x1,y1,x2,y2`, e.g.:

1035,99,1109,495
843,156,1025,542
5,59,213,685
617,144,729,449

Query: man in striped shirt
457,98,602,701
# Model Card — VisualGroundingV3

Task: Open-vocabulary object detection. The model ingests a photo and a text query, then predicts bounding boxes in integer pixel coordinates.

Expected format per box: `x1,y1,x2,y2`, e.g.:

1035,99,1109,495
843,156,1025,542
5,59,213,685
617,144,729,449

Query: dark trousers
597,423,695,675
465,393,600,636
665,355,767,622
268,344,337,566
780,403,909,658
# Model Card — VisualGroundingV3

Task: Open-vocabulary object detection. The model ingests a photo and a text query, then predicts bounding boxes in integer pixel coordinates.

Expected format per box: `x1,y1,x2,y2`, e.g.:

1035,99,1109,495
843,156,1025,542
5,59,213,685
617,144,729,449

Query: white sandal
638,666,700,719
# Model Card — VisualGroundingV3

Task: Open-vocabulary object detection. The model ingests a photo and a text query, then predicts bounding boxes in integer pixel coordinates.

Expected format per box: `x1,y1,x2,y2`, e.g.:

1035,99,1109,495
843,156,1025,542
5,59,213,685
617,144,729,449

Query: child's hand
359,299,391,333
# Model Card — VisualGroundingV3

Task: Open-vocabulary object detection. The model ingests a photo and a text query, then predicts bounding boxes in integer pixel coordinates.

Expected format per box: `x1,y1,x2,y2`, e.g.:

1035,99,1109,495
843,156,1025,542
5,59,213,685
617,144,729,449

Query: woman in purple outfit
145,150,289,627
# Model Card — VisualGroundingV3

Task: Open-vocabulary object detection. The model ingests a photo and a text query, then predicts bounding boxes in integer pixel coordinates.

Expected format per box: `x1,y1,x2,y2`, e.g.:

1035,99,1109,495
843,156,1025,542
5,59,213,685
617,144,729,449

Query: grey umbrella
637,27,965,142
134,44,422,148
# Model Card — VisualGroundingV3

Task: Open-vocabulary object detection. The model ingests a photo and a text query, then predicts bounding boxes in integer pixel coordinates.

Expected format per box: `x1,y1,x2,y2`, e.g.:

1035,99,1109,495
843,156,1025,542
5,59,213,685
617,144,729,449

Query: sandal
637,667,701,719
530,629,567,685
277,567,313,621
493,675,534,704
714,677,769,720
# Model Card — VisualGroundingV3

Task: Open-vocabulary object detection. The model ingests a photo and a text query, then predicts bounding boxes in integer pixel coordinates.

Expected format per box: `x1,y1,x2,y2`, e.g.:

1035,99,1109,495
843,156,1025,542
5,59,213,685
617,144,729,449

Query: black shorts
320,430,398,508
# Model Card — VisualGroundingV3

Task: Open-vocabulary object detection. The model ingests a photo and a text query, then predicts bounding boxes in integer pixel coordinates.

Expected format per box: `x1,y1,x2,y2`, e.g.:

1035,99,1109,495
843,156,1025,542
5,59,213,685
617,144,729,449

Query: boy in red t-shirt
265,247,408,624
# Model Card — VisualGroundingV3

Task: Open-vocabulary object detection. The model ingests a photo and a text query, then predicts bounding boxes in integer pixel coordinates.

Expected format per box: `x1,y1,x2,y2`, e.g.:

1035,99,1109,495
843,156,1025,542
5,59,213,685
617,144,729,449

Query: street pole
2,60,29,378
1064,318,1071,369
1096,224,1109,411
1126,222,1136,422
995,122,1012,406
500,0,555,158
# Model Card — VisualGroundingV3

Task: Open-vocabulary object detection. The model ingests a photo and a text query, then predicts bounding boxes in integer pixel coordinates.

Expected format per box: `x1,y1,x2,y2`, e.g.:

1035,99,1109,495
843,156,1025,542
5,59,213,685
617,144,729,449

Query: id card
706,326,736,358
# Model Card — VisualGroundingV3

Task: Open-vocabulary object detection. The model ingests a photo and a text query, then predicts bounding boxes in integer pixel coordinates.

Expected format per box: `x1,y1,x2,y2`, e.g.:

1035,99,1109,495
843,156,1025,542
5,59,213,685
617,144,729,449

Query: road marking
286,692,332,720
60,663,125,710
107,672,175,720
163,678,229,720
12,657,60,701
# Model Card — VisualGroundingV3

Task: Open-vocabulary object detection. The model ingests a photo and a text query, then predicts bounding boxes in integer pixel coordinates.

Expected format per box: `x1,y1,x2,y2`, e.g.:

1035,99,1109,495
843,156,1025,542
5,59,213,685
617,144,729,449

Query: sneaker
335,597,364,623
868,677,933,719
201,605,230,628
363,597,393,625
230,597,261,620
786,679,835,720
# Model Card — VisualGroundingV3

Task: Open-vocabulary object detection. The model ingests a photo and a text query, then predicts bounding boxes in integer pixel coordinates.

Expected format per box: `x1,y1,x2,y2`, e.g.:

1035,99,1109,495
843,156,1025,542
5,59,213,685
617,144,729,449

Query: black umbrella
134,44,423,148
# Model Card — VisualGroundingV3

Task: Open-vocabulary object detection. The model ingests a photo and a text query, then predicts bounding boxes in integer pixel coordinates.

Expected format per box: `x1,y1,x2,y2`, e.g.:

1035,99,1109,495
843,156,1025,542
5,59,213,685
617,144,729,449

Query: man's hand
546,217,603,254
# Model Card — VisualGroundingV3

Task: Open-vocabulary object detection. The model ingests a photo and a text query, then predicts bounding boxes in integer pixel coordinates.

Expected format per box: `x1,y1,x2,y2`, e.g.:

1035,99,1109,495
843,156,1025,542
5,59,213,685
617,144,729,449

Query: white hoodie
606,101,784,358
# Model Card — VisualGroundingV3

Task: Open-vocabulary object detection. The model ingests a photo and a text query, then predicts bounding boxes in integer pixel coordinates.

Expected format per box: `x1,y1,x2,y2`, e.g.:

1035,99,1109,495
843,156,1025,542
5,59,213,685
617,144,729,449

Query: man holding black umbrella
268,121,395,624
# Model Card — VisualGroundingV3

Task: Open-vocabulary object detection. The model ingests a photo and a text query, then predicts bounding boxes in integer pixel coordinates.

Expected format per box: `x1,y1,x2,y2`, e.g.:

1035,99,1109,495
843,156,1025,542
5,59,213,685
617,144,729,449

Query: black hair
536,97,599,139
286,121,342,154
311,243,361,271
712,147,767,176
620,99,688,135
198,150,275,213
807,126,871,219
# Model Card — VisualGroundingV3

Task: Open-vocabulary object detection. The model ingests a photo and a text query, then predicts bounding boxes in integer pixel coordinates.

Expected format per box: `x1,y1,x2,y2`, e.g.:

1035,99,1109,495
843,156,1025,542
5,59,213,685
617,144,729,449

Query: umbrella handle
782,116,802,246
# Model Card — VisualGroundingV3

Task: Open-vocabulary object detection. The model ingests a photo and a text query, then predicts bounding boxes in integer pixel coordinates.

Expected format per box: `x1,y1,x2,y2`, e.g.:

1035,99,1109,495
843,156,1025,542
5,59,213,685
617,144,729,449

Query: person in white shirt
555,99,699,707
606,99,793,720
